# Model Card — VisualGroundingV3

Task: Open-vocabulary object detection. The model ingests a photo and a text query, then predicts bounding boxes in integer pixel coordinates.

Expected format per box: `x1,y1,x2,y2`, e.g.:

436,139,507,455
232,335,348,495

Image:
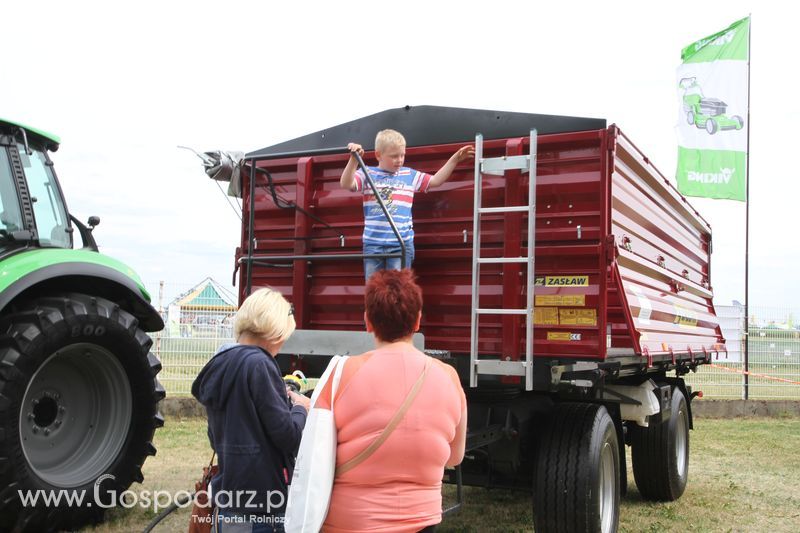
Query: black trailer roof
247,105,606,160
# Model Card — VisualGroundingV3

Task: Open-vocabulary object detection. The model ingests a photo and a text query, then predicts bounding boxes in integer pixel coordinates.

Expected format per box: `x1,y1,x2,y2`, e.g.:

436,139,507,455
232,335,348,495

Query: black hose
141,491,195,533
253,167,344,242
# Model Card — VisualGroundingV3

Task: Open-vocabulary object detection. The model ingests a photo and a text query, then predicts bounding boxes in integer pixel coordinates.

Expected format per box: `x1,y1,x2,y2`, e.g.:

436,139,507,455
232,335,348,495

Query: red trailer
227,106,725,532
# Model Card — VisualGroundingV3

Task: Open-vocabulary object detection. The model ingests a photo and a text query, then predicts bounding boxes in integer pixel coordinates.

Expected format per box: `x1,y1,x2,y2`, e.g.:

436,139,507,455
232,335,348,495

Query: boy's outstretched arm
429,145,475,188
340,142,364,191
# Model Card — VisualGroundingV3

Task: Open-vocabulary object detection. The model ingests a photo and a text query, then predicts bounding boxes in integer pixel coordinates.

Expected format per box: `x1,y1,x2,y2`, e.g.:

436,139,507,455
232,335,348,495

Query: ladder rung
477,257,530,264
481,155,530,175
476,308,528,315
476,360,528,376
478,206,529,214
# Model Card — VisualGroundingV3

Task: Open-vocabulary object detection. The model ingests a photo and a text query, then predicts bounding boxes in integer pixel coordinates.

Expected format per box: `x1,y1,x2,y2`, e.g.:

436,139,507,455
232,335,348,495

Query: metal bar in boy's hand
351,150,406,268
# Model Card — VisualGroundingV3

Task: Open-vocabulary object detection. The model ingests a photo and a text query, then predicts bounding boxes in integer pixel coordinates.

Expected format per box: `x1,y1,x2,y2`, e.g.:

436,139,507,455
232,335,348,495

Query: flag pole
743,14,752,400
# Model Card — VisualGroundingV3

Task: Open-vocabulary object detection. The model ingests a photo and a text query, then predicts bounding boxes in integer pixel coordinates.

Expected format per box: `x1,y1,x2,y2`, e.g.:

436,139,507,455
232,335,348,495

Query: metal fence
148,282,800,399
684,304,800,399
149,280,237,396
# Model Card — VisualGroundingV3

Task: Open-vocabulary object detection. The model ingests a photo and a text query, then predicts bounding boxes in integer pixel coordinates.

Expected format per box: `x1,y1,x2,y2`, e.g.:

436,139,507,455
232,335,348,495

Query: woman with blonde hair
193,287,310,532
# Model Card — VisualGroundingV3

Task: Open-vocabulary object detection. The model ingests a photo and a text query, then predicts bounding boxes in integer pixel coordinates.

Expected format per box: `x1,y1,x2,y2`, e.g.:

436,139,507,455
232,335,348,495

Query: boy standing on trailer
340,129,474,279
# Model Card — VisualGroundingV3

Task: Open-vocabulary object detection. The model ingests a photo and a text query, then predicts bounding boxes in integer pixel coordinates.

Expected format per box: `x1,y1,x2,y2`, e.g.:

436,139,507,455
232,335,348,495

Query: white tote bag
284,355,347,533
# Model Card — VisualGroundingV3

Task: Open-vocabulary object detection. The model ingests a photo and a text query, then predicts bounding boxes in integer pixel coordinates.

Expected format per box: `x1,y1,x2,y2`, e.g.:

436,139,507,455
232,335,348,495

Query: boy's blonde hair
375,129,406,153
234,287,296,344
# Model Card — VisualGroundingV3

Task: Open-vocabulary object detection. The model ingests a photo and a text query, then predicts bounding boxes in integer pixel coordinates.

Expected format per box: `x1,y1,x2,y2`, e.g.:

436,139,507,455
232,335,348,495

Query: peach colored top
315,342,465,533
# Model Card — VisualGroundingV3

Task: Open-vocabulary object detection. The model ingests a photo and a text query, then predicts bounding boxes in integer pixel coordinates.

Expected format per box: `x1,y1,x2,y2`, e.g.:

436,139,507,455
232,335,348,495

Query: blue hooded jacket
191,343,307,516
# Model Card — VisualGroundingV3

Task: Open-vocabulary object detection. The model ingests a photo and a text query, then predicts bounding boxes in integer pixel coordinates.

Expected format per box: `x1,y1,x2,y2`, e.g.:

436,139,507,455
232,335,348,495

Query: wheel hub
19,343,132,487
676,407,688,479
26,390,65,437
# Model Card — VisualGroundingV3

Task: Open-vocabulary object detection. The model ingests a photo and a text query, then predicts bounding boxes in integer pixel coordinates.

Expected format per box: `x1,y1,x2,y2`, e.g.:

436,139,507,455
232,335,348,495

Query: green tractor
680,77,744,134
0,119,164,531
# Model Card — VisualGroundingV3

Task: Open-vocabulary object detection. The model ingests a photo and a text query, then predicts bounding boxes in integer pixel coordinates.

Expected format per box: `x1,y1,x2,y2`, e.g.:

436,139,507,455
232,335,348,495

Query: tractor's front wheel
0,293,164,532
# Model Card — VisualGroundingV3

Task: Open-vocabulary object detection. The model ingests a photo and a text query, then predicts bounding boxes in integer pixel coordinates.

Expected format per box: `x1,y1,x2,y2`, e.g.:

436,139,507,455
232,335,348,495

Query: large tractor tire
630,387,690,501
534,402,620,533
0,292,164,532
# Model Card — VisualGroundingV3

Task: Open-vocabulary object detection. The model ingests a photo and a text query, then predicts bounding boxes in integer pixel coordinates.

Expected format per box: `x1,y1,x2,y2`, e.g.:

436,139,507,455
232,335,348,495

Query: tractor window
18,144,71,248
0,149,25,241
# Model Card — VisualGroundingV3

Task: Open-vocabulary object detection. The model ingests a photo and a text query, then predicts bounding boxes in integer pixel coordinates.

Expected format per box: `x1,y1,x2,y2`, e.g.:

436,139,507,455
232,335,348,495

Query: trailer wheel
630,388,689,501
0,293,164,532
534,403,620,533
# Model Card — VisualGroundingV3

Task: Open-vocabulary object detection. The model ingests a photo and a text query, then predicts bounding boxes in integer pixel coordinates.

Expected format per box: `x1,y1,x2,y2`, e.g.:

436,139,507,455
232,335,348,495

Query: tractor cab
0,119,71,249
0,118,102,253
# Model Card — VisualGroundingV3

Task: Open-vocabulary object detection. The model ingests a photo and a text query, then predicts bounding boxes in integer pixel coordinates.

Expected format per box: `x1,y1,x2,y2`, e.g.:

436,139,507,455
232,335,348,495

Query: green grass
85,416,800,532
83,417,212,533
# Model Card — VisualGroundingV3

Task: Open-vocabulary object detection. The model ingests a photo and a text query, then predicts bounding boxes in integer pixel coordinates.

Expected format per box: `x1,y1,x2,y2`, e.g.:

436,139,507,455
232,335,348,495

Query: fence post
743,310,750,400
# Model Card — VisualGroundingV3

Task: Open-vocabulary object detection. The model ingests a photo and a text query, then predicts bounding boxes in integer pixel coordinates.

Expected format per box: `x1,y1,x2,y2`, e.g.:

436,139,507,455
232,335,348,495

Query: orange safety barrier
708,363,800,386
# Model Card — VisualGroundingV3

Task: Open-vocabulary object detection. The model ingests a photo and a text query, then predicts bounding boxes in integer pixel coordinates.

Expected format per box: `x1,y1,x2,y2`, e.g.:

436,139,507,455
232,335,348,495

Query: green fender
0,248,163,331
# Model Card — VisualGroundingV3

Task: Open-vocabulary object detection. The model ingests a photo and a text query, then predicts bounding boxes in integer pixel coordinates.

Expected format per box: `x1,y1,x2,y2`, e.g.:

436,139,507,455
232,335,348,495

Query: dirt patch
159,397,206,418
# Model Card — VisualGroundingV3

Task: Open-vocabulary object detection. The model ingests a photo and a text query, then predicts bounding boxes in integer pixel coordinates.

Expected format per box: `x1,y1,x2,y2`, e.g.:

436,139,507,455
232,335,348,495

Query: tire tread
0,292,164,532
631,389,689,501
534,402,619,532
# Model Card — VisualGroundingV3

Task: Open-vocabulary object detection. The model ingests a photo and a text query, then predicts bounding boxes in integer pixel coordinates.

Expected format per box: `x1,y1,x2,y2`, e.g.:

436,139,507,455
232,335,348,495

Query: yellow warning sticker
534,307,559,325
547,332,582,341
560,308,598,326
534,275,590,287
535,294,586,307
673,304,698,328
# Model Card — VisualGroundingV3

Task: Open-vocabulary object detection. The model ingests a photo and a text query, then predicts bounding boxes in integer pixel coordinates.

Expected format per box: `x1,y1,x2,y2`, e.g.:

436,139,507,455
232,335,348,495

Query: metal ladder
470,130,537,391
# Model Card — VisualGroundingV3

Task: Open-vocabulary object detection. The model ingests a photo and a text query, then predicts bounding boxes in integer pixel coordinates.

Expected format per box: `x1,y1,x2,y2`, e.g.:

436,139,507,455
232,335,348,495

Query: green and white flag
676,17,750,201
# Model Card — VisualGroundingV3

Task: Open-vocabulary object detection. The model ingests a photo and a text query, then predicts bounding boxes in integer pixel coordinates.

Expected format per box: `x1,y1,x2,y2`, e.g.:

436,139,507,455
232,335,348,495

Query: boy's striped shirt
353,166,432,244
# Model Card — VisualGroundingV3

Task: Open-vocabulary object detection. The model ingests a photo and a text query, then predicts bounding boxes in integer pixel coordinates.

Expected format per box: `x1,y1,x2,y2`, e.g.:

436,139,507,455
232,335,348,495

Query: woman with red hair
315,269,467,533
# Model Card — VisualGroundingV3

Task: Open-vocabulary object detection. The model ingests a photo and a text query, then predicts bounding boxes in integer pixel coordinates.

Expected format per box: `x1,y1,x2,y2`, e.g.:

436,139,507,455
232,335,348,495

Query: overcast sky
4,1,796,312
